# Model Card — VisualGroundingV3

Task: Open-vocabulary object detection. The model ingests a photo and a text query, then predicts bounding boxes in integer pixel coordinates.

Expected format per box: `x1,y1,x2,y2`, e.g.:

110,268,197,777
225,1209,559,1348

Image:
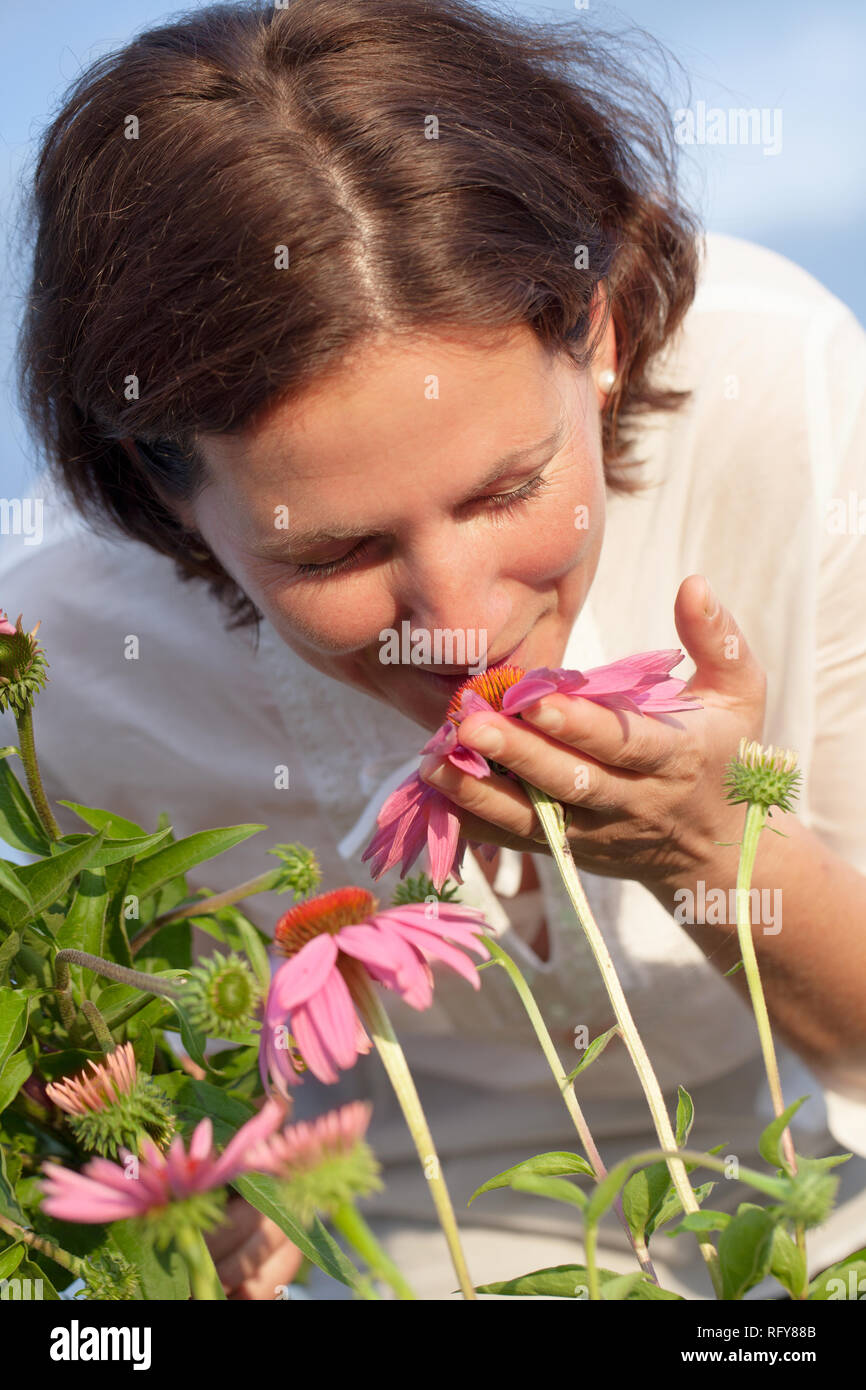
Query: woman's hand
205,1194,304,1299
418,575,767,890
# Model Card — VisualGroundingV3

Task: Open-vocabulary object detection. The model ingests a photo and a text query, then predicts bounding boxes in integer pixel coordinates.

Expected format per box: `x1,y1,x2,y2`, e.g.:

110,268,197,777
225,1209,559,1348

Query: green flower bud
180,951,261,1040
0,610,49,716
267,842,322,898
45,1043,176,1159
724,738,802,813
391,872,462,906
778,1160,839,1229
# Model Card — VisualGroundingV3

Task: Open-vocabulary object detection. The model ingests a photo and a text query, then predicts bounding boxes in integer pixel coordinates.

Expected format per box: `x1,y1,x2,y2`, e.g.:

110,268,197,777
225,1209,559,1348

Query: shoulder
692,232,859,327
0,484,264,746
0,484,256,670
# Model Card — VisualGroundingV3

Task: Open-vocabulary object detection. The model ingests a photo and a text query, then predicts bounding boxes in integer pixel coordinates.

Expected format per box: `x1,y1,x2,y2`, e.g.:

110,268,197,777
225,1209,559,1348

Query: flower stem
53,956,84,1041
174,1223,226,1300
80,1000,117,1052
14,704,61,840
131,872,281,952
584,1220,601,1301
524,782,723,1299
343,962,476,1299
331,1201,417,1300
735,802,808,1292
483,935,658,1285
54,949,185,997
0,1212,86,1277
735,803,798,1175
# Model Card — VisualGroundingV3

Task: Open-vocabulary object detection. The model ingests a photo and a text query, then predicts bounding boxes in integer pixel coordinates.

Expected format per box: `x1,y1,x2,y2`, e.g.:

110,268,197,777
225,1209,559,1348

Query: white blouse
2,232,865,1296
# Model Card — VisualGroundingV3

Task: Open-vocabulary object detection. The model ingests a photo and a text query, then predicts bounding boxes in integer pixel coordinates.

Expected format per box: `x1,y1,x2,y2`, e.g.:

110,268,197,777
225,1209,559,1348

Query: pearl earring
597,367,617,394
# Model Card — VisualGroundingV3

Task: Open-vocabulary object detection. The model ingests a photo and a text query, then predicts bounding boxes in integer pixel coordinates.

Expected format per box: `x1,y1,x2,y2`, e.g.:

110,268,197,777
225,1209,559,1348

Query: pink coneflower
260,886,490,1095
247,1101,381,1223
44,1042,175,1157
39,1097,288,1224
46,1041,138,1116
0,608,16,636
251,1099,373,1174
362,648,702,891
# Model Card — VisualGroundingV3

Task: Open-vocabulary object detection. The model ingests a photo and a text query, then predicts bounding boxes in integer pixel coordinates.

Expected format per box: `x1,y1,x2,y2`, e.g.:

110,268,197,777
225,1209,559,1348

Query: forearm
646,810,866,1071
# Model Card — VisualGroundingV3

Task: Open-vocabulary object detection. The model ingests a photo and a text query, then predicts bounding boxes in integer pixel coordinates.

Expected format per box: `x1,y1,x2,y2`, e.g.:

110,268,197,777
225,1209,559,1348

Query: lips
413,640,526,697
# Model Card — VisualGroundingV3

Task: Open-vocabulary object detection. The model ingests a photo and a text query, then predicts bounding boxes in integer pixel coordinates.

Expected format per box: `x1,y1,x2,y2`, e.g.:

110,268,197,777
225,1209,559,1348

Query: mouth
412,639,528,699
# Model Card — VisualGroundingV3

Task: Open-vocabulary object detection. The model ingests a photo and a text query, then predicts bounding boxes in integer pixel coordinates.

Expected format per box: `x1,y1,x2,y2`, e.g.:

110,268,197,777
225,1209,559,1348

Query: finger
674,574,767,707
216,1213,289,1291
420,741,624,846
228,1236,304,1301
205,1194,259,1261
453,709,644,805
460,692,680,776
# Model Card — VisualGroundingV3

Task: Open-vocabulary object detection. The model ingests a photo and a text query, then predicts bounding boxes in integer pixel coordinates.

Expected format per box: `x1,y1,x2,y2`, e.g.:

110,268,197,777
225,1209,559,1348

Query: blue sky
2,0,864,497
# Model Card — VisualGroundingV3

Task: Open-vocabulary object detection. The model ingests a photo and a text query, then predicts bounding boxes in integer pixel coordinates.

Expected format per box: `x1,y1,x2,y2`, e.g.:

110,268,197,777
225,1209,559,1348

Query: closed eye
291,471,553,578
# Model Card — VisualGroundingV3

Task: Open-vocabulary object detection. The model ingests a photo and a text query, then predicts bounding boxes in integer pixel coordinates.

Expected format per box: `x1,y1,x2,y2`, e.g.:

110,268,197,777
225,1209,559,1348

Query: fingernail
462,723,503,755
703,579,720,620
419,755,445,783
522,702,564,732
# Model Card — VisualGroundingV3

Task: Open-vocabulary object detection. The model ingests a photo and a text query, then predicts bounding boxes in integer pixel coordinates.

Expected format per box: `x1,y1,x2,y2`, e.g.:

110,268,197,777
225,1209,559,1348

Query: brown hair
15,0,701,632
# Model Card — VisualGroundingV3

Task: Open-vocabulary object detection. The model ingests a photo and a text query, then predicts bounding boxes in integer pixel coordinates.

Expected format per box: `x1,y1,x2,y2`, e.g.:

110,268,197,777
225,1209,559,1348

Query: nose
393,526,513,658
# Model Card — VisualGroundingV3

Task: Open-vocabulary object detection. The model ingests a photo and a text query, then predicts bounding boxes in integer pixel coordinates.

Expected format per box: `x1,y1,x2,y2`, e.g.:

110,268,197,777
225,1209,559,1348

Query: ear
118,436,198,531
588,284,618,410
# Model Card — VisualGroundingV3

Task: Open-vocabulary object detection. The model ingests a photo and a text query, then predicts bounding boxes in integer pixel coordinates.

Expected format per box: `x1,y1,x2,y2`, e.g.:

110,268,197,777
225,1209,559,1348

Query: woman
4,0,866,1299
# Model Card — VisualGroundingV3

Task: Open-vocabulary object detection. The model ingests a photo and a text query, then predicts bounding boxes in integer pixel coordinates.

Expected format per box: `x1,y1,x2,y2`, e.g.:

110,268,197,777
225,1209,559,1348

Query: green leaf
109,1220,190,1300
651,1181,717,1236
586,1141,762,1230
622,1160,673,1242
724,959,745,977
768,1223,807,1298
0,1142,27,1221
808,1248,866,1299
1,828,108,929
510,1173,589,1211
56,868,109,966
563,1025,620,1085
0,1048,35,1115
0,859,34,910
675,1086,695,1146
0,753,51,855
599,1271,648,1300
191,905,272,994
468,1151,596,1205
126,826,267,902
758,1095,808,1170
15,1256,60,1299
36,1048,104,1080
55,826,173,868
0,989,31,1070
57,801,147,838
102,860,134,967
234,1172,363,1292
717,1205,777,1299
474,1263,682,1299
0,931,20,984
167,999,208,1071
666,1208,732,1237
0,1243,25,1279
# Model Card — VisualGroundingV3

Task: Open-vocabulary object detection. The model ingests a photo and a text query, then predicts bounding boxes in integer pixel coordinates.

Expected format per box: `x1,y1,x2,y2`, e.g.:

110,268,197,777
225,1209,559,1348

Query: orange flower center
446,664,526,725
273,887,379,958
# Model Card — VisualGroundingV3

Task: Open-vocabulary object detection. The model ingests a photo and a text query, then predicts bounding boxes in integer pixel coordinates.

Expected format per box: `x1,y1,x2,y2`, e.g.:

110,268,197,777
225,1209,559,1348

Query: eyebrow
253,416,570,554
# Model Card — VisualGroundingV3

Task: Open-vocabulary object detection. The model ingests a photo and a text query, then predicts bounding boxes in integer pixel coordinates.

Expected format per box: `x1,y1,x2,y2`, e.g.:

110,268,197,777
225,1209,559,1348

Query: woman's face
185,321,614,733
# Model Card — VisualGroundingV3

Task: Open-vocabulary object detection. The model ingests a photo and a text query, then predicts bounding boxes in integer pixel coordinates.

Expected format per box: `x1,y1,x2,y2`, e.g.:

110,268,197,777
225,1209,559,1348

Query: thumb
674,574,765,702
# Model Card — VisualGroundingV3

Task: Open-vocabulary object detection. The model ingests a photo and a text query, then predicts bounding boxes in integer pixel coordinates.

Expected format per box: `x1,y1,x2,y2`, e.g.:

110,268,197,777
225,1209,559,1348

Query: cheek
503,464,603,583
245,558,395,656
